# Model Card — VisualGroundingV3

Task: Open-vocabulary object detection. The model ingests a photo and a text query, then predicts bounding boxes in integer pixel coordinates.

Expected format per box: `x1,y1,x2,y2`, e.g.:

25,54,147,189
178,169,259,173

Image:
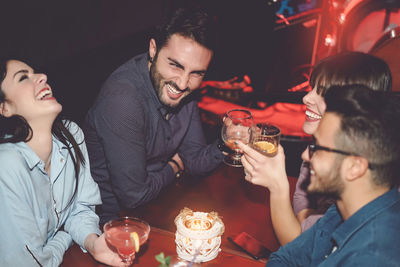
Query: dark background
1,0,167,123
1,0,319,177
0,0,321,121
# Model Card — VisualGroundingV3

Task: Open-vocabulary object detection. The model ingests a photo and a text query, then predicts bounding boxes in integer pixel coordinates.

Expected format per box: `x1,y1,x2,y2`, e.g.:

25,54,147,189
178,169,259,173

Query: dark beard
149,58,190,112
307,157,344,200
149,58,165,106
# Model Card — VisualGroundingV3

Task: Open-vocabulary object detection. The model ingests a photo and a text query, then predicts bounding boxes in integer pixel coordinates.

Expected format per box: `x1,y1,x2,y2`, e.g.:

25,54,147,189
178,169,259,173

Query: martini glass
104,217,150,263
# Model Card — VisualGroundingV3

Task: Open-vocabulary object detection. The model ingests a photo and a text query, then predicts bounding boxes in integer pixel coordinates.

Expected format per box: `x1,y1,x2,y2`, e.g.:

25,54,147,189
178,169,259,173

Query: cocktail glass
103,217,150,263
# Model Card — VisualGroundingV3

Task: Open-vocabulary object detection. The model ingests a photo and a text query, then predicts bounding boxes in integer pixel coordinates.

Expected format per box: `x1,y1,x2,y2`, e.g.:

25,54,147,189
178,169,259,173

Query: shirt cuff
80,228,102,253
212,139,225,161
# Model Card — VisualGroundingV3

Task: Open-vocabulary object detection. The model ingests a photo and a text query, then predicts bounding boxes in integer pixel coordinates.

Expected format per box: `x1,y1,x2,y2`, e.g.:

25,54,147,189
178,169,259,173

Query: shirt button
60,158,65,163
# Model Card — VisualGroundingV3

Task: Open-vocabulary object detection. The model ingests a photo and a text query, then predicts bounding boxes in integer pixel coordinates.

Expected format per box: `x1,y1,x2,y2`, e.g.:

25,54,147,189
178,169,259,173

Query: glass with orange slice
250,124,281,157
103,217,150,263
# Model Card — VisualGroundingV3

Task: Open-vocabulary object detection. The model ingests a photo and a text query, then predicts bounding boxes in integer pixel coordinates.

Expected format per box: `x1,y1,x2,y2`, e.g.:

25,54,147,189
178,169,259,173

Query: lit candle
175,208,225,263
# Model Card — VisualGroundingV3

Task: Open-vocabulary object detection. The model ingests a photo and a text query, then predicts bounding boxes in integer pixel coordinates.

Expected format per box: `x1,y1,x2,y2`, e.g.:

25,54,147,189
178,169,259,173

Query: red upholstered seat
198,96,308,138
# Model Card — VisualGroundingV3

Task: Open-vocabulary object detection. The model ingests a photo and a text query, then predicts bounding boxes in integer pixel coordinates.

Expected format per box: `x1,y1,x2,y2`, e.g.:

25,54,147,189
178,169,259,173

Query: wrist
169,159,184,179
84,233,99,255
270,185,290,200
269,180,290,197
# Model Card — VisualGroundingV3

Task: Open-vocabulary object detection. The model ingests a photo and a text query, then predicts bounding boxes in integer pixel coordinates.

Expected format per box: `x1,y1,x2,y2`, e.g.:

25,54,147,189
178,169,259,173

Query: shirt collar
332,187,400,248
138,54,163,111
13,142,41,170
158,106,170,119
13,136,68,170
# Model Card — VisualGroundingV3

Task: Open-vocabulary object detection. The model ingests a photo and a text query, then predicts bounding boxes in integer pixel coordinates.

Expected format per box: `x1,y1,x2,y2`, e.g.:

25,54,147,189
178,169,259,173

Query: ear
342,156,369,182
149,38,157,60
0,102,10,117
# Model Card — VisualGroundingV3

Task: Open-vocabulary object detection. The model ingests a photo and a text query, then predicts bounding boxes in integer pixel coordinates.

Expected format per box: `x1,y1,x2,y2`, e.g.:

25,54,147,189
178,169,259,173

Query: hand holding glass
250,124,281,157
103,217,150,263
221,109,254,167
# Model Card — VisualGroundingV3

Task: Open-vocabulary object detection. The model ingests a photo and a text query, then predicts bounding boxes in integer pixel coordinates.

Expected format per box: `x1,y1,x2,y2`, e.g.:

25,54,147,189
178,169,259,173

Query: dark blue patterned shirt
83,53,224,224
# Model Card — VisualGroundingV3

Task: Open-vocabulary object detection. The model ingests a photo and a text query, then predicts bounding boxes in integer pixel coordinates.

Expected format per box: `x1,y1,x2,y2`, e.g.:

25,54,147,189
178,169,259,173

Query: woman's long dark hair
0,58,84,213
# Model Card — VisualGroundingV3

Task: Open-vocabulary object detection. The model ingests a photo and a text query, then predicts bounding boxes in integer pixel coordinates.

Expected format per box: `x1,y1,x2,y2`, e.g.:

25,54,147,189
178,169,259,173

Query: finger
236,141,261,160
172,153,184,170
244,168,253,179
237,142,263,168
240,154,254,173
244,174,252,182
243,168,251,181
276,144,286,159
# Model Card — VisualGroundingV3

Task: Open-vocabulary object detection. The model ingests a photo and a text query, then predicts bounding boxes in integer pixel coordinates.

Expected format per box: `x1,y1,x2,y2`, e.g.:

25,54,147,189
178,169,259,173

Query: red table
62,164,298,266
62,227,266,267
125,164,297,252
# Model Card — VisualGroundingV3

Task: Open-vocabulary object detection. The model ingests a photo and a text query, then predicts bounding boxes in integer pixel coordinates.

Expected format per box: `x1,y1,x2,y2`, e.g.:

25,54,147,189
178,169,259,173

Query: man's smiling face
302,112,345,199
149,34,213,109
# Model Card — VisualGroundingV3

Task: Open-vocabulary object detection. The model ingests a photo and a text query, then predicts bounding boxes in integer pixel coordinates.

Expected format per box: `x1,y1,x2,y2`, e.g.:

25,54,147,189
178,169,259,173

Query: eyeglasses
308,143,354,159
307,143,376,170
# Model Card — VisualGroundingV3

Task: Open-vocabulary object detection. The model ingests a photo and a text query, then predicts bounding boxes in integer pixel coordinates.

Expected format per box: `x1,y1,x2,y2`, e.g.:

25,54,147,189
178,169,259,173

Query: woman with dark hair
0,58,130,266
237,51,392,246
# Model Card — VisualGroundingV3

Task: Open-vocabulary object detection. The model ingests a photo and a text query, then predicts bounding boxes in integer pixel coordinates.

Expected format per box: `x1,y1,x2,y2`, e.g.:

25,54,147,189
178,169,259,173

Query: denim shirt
0,121,102,267
268,187,400,266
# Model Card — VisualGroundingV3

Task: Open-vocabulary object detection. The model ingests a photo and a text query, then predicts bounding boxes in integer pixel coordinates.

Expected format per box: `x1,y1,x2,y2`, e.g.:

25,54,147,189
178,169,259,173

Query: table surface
62,164,297,266
125,164,297,252
62,227,266,267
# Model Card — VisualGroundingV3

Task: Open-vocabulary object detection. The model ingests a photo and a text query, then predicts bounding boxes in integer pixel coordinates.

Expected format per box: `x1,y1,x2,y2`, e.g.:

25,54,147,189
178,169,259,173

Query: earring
149,57,153,63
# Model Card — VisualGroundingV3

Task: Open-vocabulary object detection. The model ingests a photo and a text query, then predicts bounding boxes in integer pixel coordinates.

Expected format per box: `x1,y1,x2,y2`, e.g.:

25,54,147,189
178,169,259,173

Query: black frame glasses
308,143,354,159
307,143,376,170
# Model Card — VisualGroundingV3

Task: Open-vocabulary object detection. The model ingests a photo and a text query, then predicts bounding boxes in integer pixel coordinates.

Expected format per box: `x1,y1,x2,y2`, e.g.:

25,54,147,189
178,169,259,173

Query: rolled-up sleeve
178,103,224,177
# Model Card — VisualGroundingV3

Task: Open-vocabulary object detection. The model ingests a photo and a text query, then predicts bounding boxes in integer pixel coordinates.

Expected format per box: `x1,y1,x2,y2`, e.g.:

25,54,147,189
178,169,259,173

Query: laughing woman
0,58,129,267
237,52,392,246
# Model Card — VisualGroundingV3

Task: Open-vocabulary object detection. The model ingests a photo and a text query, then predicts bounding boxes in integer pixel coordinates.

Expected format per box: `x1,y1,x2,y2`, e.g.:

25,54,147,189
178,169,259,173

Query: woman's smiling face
302,87,326,135
0,60,61,123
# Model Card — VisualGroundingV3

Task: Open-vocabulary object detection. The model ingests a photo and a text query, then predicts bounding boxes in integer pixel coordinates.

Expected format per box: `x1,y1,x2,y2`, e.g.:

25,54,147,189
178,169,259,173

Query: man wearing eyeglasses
267,85,400,266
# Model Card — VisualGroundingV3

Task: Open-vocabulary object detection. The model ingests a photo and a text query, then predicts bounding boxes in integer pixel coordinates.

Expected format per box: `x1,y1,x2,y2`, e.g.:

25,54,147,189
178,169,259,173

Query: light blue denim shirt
0,121,102,266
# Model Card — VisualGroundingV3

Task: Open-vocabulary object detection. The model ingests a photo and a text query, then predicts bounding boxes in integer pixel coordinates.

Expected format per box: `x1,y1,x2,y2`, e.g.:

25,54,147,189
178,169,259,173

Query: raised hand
237,141,289,195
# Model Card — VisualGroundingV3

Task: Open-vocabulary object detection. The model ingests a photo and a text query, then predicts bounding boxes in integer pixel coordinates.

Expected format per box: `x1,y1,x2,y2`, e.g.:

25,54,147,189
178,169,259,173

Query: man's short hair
154,7,218,52
325,84,400,187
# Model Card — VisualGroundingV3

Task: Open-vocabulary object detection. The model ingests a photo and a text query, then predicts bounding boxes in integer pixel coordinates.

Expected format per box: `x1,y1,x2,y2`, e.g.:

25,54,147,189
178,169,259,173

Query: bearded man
267,85,400,266
83,7,224,224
